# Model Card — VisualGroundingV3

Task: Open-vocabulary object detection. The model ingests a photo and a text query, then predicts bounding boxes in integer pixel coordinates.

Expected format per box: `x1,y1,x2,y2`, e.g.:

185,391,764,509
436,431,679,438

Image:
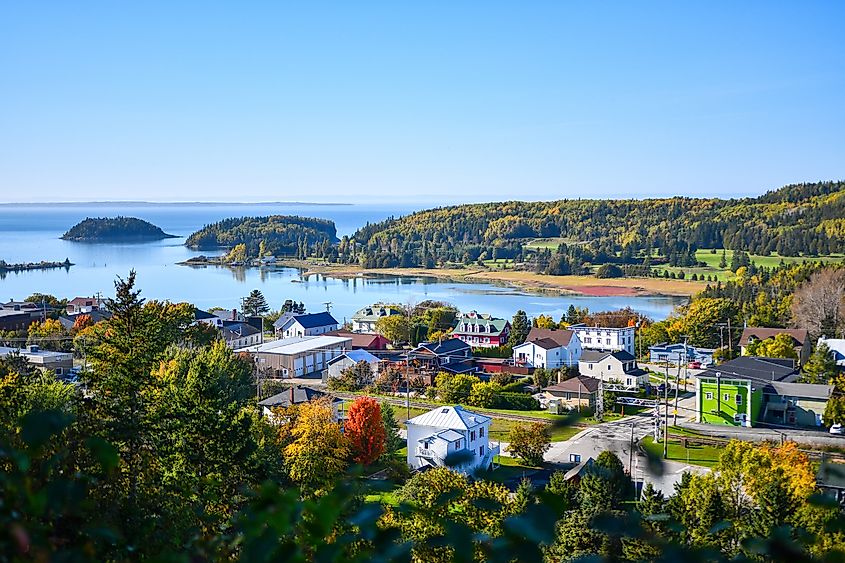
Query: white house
570,324,635,355
406,405,499,474
578,350,648,387
277,312,339,339
351,304,402,333
326,349,381,380
512,328,582,369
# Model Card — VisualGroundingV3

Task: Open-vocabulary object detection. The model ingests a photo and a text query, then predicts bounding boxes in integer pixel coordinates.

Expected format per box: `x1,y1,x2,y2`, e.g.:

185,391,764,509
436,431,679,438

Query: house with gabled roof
351,304,402,333
579,350,647,387
258,385,343,423
739,327,811,365
406,405,500,473
277,312,339,339
512,327,582,369
452,311,510,348
409,339,476,374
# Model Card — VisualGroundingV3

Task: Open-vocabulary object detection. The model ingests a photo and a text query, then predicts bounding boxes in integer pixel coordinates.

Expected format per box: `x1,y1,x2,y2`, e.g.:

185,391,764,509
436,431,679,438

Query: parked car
830,423,844,435
688,361,702,369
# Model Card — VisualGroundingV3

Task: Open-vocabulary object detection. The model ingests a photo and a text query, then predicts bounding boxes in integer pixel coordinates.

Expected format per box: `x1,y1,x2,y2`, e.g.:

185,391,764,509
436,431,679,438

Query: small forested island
0,258,73,272
61,216,176,242
184,215,338,257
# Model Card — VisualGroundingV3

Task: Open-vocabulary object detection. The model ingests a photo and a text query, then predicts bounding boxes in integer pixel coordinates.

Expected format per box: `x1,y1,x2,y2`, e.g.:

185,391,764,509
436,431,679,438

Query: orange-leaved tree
345,396,386,465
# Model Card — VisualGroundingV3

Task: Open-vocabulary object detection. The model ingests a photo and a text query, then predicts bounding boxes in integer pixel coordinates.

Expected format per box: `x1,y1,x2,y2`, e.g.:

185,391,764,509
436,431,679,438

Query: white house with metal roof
406,405,499,473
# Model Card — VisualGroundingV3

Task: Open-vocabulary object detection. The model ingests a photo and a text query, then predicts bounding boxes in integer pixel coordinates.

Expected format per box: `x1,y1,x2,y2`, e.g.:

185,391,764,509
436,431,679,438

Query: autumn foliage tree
345,396,386,465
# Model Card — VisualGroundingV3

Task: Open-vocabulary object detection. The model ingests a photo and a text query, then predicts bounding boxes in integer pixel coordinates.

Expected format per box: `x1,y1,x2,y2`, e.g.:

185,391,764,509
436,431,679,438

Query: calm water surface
0,203,686,321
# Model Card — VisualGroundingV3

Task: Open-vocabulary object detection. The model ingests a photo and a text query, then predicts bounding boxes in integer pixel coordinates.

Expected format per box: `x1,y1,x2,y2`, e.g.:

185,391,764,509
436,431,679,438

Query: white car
830,423,844,435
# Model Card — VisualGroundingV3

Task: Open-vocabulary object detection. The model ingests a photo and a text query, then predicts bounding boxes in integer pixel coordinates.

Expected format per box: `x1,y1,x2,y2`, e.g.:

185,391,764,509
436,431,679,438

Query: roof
698,356,799,383
272,312,296,329
439,360,478,374
193,308,217,321
739,328,809,347
68,297,104,307
527,337,565,351
288,312,338,329
58,310,111,330
244,335,350,355
407,405,491,430
0,346,72,360
351,305,402,322
429,429,465,443
524,328,574,347
579,350,635,363
564,457,595,481
649,342,715,353
221,321,261,339
327,349,380,365
544,375,601,395
258,386,339,407
453,312,509,335
761,381,833,400
0,310,33,320
416,339,471,356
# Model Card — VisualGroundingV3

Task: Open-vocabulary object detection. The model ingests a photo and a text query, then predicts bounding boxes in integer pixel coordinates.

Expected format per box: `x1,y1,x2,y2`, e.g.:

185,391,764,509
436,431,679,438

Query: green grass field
641,435,721,468
696,248,845,269
481,258,516,269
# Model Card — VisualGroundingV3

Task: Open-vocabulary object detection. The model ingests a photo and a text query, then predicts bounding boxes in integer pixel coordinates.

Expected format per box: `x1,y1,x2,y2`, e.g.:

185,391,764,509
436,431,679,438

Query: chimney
232,308,237,321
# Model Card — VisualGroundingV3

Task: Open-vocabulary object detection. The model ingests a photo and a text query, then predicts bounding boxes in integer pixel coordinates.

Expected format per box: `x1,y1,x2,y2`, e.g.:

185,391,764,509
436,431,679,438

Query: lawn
641,435,722,468
483,454,543,484
523,237,579,250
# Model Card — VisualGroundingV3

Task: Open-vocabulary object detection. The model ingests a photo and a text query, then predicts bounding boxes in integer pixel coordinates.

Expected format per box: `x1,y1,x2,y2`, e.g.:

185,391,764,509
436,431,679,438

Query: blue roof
291,312,338,329
328,349,380,365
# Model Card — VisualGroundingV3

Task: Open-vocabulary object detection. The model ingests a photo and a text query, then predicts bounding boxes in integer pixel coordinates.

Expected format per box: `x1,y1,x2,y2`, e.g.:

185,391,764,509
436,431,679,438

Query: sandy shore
278,260,704,298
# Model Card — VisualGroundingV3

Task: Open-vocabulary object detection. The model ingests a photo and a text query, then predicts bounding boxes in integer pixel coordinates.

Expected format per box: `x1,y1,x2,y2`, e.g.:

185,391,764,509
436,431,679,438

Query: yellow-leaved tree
283,399,349,493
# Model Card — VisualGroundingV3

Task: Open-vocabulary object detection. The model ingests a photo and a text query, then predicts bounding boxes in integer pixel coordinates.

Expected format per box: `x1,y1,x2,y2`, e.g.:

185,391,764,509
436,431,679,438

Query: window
706,392,713,400
607,364,612,371
470,431,476,441
455,440,461,449
723,393,730,401
735,394,742,405
588,363,593,370
606,339,611,345
479,427,485,437
479,445,485,456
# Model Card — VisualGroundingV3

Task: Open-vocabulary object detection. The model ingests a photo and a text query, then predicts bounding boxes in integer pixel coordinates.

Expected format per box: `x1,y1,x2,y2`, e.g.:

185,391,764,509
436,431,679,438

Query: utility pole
663,367,669,459
727,317,733,358
323,301,333,312
405,304,411,419
629,423,635,477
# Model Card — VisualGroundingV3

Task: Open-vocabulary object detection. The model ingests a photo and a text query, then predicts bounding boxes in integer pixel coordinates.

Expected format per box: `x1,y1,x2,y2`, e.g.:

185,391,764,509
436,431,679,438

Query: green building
695,357,832,429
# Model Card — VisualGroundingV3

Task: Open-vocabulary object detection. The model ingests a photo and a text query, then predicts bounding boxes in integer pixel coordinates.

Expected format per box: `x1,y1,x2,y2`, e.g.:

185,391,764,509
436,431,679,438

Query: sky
1,1,843,204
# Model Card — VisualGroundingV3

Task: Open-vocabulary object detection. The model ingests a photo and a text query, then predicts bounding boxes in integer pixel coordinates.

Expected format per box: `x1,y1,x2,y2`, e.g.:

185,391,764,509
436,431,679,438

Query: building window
723,393,730,401
470,431,476,441
606,339,611,345
588,363,593,370
479,445,485,457
455,440,461,449
735,394,742,405
479,427,485,437
706,392,713,400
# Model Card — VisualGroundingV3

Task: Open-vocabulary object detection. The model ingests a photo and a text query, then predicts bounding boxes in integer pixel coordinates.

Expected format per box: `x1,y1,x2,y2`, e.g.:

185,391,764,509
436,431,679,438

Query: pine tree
243,289,270,316
508,310,530,346
380,403,403,458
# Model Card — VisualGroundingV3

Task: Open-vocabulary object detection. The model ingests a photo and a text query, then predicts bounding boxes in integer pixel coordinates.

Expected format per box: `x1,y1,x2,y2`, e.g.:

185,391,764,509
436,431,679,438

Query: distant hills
345,181,845,270
61,217,177,242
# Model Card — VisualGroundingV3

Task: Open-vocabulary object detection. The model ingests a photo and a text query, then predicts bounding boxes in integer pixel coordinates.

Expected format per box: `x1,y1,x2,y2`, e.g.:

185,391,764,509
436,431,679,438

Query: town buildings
406,405,499,473
275,312,339,339
326,349,381,380
541,375,600,411
351,304,402,333
569,324,635,355
451,311,510,348
0,345,73,376
512,327,582,369
739,327,811,365
245,335,351,378
694,356,830,428
648,342,715,366
578,350,648,387
258,385,343,422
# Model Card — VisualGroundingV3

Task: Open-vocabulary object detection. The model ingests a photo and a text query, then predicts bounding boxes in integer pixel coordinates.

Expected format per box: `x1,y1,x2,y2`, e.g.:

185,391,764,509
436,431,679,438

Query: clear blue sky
1,2,843,204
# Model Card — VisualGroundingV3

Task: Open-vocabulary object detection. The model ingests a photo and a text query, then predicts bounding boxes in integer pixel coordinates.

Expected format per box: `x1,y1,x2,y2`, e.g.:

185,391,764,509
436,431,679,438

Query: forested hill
185,215,338,256
348,181,845,268
61,216,176,241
